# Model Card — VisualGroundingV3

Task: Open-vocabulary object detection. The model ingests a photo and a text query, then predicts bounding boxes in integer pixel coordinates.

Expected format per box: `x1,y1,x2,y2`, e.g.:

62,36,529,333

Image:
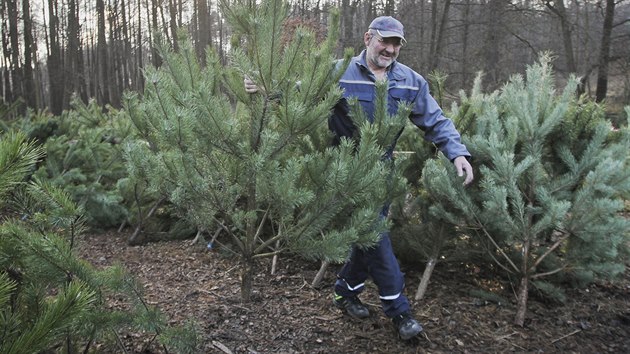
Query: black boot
392,311,423,340
333,293,370,319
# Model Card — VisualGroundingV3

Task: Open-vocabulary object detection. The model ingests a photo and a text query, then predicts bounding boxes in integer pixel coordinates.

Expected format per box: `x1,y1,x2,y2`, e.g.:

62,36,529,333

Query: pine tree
0,132,199,353
421,56,630,326
123,0,408,301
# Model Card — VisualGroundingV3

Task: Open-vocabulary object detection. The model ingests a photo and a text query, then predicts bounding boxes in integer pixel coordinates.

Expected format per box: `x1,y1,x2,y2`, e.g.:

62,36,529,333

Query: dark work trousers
334,230,410,318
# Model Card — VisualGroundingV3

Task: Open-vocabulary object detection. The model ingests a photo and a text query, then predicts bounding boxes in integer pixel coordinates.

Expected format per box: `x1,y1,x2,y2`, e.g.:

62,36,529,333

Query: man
245,16,474,341
328,16,473,341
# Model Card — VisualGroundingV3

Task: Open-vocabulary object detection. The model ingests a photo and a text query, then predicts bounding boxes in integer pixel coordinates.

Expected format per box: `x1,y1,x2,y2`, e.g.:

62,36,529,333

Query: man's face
364,31,403,70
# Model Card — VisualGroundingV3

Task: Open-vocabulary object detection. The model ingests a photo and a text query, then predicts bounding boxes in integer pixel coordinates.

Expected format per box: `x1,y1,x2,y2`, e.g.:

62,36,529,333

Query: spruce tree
123,0,407,301
421,56,630,326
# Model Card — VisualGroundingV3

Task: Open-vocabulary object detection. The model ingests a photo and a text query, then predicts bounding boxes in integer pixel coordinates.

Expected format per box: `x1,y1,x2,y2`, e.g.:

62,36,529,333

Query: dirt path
77,231,630,353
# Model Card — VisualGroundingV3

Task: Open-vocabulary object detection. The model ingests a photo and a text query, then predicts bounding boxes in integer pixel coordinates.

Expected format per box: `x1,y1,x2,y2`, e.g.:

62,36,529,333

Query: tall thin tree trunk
23,0,37,109
429,0,451,71
169,0,179,51
460,0,471,88
136,0,145,92
108,1,121,107
196,0,210,65
7,0,22,106
150,0,162,68
67,0,87,105
121,0,131,89
96,0,110,107
47,0,63,115
545,0,577,74
482,0,505,90
595,0,615,102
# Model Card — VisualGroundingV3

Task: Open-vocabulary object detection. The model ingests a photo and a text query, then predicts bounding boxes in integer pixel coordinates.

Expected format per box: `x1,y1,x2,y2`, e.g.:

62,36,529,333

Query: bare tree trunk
460,0,472,88
270,239,281,275
1,1,10,103
429,0,451,71
514,274,529,327
341,0,357,53
107,1,121,108
47,0,64,115
545,0,577,74
196,0,210,65
67,0,88,106
169,0,179,51
150,0,163,68
414,257,437,301
96,0,110,107
311,260,329,288
136,0,145,92
121,0,131,90
241,257,254,302
514,233,531,327
7,0,22,106
595,0,615,102
22,0,37,109
481,0,506,90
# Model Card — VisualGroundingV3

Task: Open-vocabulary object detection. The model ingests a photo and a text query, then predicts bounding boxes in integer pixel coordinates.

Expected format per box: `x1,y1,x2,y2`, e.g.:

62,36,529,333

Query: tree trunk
311,260,329,288
169,0,179,51
196,0,210,65
415,257,437,301
460,0,472,88
67,0,87,106
241,257,254,302
121,0,131,90
7,0,21,106
107,1,121,108
545,0,577,74
47,0,64,115
22,0,37,109
429,0,452,71
515,234,531,326
481,0,505,90
514,274,529,326
136,0,145,92
595,0,615,102
96,0,110,107
150,0,163,68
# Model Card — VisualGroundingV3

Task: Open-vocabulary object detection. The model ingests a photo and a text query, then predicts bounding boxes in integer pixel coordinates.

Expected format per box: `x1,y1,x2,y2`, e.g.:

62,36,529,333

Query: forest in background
1,0,629,117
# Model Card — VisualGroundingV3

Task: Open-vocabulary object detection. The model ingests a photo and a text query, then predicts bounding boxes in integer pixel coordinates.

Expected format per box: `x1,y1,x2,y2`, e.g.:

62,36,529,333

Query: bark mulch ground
77,231,630,353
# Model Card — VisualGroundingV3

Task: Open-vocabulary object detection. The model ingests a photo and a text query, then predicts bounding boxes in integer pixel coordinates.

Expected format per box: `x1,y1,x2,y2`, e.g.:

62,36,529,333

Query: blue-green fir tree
123,0,408,301
421,56,630,326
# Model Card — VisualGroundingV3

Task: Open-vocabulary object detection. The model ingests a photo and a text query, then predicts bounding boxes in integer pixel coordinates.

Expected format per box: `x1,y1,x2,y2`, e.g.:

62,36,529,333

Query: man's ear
363,32,371,46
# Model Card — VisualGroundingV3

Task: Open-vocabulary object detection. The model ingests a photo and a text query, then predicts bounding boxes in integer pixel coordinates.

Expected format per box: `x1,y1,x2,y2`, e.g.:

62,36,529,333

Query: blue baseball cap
368,16,406,44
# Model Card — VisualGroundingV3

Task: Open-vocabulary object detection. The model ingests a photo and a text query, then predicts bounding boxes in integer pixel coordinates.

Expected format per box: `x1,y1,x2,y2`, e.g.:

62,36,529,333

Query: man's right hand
244,77,259,93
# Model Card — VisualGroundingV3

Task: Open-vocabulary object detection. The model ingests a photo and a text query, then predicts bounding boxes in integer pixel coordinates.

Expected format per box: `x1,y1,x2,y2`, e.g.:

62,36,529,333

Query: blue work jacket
329,50,471,161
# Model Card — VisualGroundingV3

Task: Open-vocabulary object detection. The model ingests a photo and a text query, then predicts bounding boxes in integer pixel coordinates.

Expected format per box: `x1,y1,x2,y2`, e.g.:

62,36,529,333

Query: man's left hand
453,156,474,186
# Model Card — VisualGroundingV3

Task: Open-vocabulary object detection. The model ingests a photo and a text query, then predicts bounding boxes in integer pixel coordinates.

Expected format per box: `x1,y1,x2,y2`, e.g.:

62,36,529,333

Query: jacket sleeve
409,77,471,161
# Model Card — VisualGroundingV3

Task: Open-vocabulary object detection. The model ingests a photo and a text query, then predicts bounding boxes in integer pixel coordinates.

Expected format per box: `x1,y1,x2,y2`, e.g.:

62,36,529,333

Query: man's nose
383,43,396,52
